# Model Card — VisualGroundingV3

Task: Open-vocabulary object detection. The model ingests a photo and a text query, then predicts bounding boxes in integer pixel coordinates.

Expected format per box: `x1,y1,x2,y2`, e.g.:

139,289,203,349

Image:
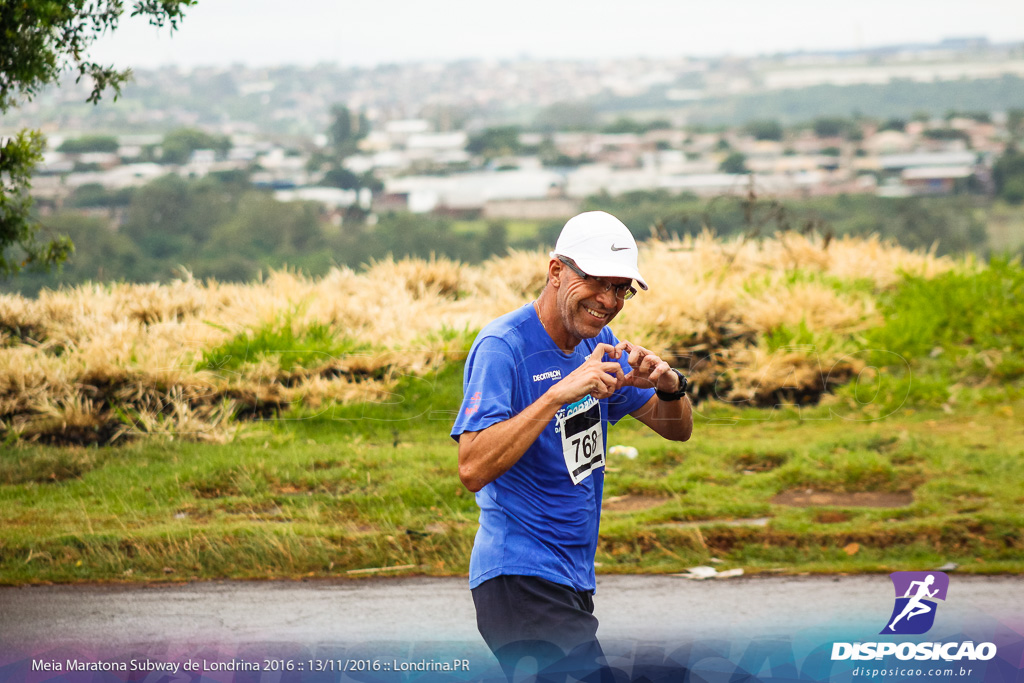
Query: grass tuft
198,315,368,373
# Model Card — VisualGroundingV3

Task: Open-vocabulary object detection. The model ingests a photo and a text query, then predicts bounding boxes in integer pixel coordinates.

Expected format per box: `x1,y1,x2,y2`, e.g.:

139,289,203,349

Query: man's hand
620,340,692,442
548,343,625,404
614,340,678,393
458,344,626,492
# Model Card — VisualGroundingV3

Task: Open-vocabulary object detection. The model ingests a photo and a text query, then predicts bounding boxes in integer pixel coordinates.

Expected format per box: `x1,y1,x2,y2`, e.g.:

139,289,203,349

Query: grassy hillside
1,234,1022,583
0,232,954,444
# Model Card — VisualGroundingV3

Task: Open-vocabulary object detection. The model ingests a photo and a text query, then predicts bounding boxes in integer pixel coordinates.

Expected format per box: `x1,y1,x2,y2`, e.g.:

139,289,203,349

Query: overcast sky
89,0,1024,69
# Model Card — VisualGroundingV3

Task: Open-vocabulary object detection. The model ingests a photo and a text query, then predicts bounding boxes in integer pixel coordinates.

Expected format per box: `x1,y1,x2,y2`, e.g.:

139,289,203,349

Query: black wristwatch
655,369,689,401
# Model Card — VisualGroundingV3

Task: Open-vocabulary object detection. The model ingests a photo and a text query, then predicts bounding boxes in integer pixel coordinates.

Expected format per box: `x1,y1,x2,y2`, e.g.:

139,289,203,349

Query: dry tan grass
0,233,954,444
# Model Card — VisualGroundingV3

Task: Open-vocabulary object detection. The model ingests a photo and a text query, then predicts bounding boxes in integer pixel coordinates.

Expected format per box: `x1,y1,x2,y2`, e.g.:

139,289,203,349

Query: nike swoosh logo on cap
610,244,630,251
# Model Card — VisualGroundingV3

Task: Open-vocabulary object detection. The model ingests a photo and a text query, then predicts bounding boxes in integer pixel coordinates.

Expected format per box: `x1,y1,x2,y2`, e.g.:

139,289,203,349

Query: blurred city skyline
90,0,1024,69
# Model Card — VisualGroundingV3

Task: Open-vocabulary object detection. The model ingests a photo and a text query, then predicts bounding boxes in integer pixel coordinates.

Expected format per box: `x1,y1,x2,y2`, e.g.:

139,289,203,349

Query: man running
451,211,693,679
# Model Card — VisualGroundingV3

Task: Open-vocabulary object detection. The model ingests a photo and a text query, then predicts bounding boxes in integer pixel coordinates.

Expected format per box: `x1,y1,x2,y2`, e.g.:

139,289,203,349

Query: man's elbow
460,466,483,493
661,423,691,442
670,403,694,442
458,461,485,493
457,433,483,492
665,416,693,442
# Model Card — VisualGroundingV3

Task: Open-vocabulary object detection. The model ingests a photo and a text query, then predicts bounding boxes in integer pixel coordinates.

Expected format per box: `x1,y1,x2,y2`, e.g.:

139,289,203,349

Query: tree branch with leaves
0,0,196,279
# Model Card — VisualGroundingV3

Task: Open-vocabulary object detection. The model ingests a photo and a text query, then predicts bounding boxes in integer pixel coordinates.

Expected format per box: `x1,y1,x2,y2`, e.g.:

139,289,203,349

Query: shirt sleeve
450,335,519,441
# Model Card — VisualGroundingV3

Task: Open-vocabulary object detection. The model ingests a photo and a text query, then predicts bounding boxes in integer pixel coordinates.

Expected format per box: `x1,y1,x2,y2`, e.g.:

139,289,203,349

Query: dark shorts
472,575,610,682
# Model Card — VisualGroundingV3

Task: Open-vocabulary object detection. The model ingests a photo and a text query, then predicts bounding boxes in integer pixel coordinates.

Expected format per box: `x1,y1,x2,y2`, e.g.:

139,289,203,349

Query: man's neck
534,291,579,353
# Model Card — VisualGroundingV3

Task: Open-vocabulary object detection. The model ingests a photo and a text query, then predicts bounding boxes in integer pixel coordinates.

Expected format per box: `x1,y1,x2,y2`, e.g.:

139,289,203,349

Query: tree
601,117,646,135
202,192,325,268
321,167,360,190
57,135,120,153
0,212,149,296
1008,109,1024,137
878,118,907,133
890,198,988,254
923,128,970,144
67,183,135,209
0,0,196,279
160,128,231,165
467,126,522,159
993,145,1024,204
327,104,368,159
601,117,673,135
316,105,370,197
744,119,784,141
481,222,508,259
1001,177,1024,205
719,152,749,174
812,117,853,139
120,174,238,263
0,130,71,277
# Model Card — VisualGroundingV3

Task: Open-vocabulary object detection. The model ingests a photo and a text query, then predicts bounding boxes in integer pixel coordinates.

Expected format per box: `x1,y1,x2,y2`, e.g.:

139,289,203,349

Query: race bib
557,395,605,485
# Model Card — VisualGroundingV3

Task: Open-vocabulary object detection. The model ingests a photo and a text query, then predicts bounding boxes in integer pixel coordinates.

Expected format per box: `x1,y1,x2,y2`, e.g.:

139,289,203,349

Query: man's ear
547,259,562,288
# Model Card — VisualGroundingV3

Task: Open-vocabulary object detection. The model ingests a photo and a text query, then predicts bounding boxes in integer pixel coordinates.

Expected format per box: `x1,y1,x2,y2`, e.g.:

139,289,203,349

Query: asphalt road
2,574,1021,648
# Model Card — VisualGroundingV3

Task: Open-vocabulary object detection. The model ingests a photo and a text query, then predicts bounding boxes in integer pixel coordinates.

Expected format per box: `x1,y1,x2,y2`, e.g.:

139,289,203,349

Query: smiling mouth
584,306,609,321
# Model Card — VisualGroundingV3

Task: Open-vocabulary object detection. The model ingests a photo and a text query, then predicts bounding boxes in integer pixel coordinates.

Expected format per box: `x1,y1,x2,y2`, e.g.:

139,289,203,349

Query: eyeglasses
558,257,637,300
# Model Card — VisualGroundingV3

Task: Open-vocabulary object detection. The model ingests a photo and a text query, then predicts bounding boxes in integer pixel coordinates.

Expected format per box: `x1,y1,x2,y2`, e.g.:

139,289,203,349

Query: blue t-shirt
451,303,654,592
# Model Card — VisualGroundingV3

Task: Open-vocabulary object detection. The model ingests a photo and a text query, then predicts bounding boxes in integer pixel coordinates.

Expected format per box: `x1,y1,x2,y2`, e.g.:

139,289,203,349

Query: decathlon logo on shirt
532,370,562,382
830,571,998,663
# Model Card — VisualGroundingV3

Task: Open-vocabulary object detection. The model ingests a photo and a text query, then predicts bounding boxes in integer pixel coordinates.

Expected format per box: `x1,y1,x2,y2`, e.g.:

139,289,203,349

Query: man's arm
458,395,561,493
630,393,692,442
458,343,626,492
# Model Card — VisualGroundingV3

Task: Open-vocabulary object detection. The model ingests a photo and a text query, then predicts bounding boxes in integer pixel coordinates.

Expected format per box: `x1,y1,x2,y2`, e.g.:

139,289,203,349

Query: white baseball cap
550,211,648,291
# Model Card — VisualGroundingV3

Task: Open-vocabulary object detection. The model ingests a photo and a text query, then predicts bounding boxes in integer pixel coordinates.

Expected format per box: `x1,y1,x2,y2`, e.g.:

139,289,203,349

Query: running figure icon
887,574,938,632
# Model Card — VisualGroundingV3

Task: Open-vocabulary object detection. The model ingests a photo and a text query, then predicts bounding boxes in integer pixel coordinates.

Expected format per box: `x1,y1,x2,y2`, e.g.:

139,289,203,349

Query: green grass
595,403,1024,576
862,257,1024,380
198,314,370,373
2,265,1024,584
1,359,1022,584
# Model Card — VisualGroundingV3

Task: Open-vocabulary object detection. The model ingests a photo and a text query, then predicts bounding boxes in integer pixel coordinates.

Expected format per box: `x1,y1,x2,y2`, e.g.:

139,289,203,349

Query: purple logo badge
881,571,950,635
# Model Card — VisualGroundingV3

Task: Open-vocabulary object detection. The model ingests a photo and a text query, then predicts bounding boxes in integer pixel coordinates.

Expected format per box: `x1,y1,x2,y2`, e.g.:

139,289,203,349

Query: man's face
554,261,629,342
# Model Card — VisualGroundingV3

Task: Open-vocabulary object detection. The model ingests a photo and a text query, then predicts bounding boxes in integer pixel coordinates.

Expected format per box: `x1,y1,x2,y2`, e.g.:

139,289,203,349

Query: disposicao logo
831,571,998,663
881,571,949,635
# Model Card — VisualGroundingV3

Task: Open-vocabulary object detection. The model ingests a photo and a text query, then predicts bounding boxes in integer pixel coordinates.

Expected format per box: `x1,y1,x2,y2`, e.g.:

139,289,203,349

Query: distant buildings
15,42,1022,218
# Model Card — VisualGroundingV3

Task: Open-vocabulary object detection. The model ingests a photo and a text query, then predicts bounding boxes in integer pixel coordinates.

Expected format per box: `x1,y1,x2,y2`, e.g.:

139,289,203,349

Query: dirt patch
656,518,770,528
814,510,853,524
690,518,1019,555
172,505,213,522
272,484,312,496
14,420,127,448
185,481,240,499
0,448,106,484
604,494,669,512
731,451,788,473
312,459,342,470
772,490,913,508
214,500,281,515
